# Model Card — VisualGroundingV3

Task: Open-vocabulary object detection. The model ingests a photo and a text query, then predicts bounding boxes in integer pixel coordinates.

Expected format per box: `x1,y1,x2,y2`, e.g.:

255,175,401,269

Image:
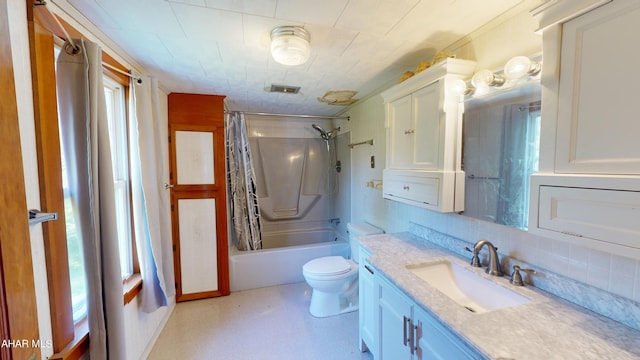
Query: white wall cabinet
554,0,640,175
529,0,640,257
381,58,475,213
387,83,442,170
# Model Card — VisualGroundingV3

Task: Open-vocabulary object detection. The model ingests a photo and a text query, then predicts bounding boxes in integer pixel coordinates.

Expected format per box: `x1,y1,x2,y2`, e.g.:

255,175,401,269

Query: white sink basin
407,260,530,314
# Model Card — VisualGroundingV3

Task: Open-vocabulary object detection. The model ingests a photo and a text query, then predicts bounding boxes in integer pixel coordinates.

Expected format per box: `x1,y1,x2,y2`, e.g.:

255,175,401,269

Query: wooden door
1,0,41,357
168,94,229,302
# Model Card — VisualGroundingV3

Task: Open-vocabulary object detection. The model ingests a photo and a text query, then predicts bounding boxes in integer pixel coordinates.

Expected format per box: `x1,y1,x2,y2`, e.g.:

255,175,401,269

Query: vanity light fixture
503,56,541,80
270,26,311,66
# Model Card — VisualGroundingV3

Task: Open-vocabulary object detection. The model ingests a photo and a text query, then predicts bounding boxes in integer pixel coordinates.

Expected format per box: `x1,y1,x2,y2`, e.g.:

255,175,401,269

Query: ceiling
65,0,523,116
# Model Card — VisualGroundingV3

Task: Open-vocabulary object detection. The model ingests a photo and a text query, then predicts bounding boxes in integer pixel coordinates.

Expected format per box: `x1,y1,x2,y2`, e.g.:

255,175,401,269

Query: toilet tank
347,222,384,263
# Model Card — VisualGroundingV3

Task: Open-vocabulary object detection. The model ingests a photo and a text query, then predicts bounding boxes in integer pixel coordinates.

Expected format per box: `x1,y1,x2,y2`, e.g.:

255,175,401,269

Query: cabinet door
412,82,441,170
413,306,477,360
388,95,413,169
359,256,379,356
555,0,640,175
379,277,412,360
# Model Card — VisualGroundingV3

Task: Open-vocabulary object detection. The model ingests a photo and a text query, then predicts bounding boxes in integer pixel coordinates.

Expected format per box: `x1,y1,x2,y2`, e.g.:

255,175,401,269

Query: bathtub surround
228,116,351,291
408,222,640,332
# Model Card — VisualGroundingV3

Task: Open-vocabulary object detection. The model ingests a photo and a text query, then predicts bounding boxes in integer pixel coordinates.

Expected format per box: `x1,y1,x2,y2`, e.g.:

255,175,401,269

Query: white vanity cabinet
381,58,475,213
377,274,479,360
359,248,379,356
529,0,640,258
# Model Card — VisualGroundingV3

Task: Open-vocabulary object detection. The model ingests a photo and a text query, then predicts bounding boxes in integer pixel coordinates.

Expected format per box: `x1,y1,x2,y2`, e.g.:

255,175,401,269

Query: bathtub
229,229,349,291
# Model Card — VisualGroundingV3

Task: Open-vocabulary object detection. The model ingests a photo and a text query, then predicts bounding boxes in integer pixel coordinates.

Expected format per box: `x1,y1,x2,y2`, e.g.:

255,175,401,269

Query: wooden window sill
124,273,143,305
49,318,89,360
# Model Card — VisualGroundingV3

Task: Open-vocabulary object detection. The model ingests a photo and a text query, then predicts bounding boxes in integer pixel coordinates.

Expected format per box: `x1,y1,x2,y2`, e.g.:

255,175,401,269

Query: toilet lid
303,256,351,276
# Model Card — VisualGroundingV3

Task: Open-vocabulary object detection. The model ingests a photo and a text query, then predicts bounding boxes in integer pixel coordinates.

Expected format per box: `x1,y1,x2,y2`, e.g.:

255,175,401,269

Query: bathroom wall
342,0,640,305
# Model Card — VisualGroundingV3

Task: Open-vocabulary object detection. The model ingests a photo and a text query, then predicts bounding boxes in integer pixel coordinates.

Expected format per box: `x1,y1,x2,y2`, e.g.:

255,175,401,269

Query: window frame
28,5,142,359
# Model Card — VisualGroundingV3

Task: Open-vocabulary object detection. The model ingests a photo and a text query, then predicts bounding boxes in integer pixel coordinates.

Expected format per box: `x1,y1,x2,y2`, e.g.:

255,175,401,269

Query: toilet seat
303,256,351,276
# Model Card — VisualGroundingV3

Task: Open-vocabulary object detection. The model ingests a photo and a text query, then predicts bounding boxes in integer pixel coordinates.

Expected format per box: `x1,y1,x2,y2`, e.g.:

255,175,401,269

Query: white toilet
302,222,384,318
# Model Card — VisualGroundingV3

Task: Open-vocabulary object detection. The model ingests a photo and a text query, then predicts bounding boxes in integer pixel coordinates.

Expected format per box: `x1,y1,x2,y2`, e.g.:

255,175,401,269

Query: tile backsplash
408,222,640,332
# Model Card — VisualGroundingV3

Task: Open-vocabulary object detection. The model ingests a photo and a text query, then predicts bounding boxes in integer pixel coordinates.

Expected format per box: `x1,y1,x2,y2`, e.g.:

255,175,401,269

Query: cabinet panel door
359,257,378,356
538,186,640,254
388,95,413,169
556,1,640,174
414,306,476,360
379,277,412,360
412,83,441,169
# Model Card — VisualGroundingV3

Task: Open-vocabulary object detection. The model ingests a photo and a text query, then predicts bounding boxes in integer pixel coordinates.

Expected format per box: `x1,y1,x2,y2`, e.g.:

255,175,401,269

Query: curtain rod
35,1,143,85
228,111,350,121
35,0,79,52
102,63,143,84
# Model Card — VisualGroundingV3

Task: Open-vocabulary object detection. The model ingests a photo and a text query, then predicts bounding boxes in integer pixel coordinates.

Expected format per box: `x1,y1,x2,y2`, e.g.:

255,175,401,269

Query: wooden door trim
1,1,41,358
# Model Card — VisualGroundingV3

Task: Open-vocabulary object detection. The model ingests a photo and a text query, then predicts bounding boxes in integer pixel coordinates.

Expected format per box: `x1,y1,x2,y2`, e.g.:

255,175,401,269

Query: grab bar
348,139,374,148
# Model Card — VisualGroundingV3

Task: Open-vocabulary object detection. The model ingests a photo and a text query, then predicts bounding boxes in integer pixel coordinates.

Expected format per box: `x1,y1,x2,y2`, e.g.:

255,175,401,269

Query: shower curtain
56,39,126,360
226,112,262,250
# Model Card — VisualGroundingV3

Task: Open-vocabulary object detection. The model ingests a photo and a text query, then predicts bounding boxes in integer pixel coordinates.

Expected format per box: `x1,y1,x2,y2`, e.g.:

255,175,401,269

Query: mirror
461,80,541,230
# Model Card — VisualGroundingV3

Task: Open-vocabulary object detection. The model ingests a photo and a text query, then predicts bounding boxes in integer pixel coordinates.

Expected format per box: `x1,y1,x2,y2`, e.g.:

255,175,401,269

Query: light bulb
504,56,541,80
450,79,471,96
471,69,505,88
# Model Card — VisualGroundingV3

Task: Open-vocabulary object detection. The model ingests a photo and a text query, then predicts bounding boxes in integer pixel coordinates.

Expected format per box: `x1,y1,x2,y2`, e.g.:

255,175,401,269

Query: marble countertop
359,232,640,360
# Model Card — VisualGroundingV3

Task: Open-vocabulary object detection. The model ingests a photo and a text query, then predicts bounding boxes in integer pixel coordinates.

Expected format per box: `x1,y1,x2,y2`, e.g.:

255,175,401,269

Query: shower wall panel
250,137,329,223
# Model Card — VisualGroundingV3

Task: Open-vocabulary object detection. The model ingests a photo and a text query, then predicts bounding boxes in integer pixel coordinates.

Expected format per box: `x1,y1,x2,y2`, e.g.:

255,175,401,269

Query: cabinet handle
403,316,410,347
404,129,415,135
403,185,410,191
409,321,418,355
411,322,419,355
561,230,583,237
364,264,374,275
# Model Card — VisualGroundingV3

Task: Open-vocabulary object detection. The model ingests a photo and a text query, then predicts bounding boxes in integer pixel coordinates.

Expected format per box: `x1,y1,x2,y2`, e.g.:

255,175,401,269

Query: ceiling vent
318,90,358,105
267,84,301,94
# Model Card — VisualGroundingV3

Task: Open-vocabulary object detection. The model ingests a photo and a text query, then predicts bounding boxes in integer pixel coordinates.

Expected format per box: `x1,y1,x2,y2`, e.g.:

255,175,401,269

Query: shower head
312,123,329,140
312,123,340,141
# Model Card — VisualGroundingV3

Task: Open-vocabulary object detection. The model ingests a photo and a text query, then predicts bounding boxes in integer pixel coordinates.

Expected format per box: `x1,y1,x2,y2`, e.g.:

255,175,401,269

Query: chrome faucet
470,239,503,276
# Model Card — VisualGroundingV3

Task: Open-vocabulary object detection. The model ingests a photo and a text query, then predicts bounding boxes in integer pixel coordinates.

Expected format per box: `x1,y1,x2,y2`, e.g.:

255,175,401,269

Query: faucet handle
465,247,482,267
510,265,536,286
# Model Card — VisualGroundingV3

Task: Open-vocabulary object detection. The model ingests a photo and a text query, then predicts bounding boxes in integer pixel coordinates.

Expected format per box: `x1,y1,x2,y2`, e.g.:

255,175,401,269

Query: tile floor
147,282,374,360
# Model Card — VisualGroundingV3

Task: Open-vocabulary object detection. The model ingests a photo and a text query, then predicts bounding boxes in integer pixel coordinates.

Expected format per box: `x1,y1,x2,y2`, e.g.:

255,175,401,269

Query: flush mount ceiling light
270,26,311,66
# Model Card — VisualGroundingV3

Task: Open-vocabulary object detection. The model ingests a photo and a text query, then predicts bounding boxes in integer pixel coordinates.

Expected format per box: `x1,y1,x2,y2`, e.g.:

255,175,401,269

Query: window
60,142,88,323
103,76,135,280
31,12,142,355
